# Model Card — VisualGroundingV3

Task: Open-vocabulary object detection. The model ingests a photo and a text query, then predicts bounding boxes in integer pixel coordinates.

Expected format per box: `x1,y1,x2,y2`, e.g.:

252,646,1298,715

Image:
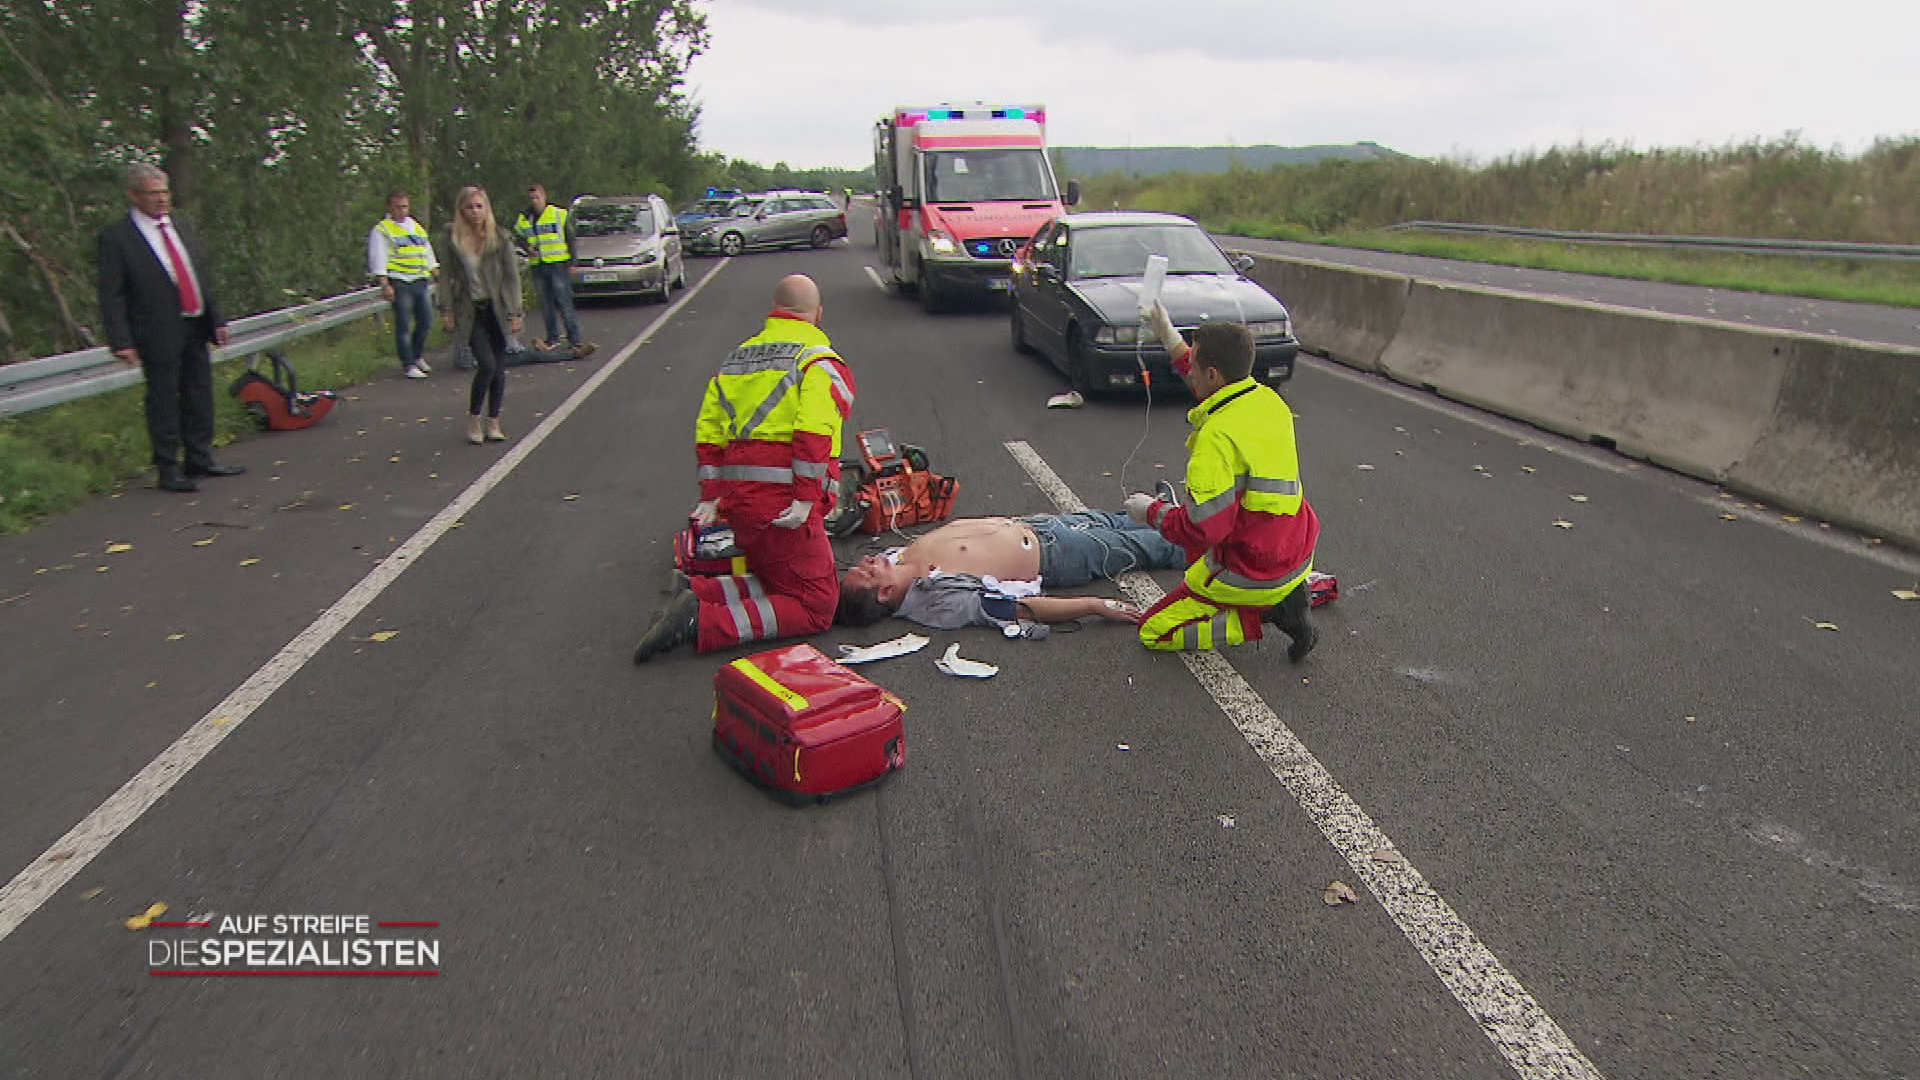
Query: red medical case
712,644,906,806
673,524,749,577
1308,571,1339,608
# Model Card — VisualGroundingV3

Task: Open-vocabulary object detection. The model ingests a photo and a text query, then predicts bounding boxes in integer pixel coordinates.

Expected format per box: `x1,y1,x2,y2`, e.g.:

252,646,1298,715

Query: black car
1008,211,1298,394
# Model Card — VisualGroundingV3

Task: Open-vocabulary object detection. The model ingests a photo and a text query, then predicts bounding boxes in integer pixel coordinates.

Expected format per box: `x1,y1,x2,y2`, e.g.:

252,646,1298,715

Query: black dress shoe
157,471,200,493
185,463,247,478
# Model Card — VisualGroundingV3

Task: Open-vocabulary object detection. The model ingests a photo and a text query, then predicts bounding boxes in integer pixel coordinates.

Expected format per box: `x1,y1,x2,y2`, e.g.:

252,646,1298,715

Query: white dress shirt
130,208,204,316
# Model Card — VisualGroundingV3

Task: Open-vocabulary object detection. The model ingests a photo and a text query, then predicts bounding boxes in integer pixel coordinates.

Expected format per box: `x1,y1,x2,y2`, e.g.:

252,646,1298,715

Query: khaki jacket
433,227,524,344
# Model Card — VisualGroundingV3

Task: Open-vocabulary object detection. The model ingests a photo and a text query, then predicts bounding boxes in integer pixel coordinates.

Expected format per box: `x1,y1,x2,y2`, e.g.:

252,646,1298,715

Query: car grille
966,237,1023,260
582,256,640,267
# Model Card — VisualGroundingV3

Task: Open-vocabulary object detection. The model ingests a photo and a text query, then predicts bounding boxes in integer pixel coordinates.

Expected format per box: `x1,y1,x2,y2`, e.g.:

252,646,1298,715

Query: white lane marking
0,261,732,945
1004,439,1604,1080
863,265,891,294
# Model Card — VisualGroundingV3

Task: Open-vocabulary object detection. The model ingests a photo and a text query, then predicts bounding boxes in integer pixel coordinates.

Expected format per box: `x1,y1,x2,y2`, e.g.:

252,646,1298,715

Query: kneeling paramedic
1124,310,1320,659
634,274,856,662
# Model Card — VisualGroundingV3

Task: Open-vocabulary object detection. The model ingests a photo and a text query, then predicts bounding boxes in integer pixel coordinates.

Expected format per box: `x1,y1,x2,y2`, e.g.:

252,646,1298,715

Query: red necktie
157,220,202,317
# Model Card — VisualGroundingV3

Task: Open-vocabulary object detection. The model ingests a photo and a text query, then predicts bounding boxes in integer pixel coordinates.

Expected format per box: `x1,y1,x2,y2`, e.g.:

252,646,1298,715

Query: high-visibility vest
515,205,570,264
695,318,854,503
377,217,432,279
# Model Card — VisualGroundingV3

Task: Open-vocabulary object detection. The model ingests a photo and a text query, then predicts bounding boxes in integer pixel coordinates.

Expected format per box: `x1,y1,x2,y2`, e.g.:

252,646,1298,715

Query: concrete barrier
1376,281,1791,482
1239,254,1409,373
1730,337,1920,545
1245,251,1920,549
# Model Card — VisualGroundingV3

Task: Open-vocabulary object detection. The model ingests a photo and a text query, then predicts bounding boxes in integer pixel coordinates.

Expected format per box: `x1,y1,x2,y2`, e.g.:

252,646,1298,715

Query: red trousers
691,512,838,653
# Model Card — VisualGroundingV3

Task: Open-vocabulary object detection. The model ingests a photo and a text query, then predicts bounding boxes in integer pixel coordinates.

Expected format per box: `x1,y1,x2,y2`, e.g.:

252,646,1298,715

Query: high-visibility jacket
1146,377,1319,606
374,216,433,279
514,205,571,264
696,315,856,523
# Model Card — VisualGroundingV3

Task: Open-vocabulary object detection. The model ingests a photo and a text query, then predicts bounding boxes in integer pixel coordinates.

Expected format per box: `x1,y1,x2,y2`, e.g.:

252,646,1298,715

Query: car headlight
635,251,659,266
1246,319,1291,339
927,229,960,256
1091,326,1140,346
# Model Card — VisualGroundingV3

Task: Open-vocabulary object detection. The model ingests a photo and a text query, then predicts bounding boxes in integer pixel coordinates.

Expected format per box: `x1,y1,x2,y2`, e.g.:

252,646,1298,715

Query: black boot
1261,586,1317,663
633,589,699,664
156,464,199,493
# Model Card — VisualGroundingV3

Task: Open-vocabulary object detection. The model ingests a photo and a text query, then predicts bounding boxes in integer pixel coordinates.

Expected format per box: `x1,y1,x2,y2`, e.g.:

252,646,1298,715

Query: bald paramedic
634,274,856,662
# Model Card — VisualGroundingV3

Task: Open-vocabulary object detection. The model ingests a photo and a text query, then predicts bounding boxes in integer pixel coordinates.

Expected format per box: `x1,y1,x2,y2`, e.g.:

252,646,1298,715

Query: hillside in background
1055,142,1404,177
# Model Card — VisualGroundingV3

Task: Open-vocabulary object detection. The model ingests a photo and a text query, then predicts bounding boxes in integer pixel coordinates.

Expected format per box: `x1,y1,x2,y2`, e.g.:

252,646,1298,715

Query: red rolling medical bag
712,644,906,806
229,351,338,431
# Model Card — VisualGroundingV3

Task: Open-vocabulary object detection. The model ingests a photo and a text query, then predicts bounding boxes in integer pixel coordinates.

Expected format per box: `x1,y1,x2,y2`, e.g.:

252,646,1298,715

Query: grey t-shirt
894,573,1047,639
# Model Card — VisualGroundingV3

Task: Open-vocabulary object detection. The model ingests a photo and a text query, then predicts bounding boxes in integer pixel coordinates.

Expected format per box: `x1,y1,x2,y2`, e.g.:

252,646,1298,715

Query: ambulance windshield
924,149,1056,203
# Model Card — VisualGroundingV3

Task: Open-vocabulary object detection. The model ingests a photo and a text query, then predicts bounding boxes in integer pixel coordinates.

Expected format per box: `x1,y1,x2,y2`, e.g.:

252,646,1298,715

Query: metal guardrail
0,287,388,418
1386,221,1920,262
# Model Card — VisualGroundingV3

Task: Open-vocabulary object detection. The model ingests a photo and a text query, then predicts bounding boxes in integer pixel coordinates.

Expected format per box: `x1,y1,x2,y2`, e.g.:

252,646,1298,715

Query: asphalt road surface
1,224,1916,1080
1220,234,1920,350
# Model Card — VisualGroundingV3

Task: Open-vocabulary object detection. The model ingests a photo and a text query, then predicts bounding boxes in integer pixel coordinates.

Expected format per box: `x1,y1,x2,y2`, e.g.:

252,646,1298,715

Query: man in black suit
97,163,243,493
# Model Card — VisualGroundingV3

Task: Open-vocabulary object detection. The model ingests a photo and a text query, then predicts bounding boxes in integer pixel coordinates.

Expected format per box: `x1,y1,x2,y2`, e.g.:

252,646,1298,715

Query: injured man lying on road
835,511,1187,634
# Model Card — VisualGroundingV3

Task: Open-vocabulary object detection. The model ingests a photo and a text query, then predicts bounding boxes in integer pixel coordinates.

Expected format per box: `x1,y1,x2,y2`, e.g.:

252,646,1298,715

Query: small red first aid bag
673,523,749,577
712,644,906,806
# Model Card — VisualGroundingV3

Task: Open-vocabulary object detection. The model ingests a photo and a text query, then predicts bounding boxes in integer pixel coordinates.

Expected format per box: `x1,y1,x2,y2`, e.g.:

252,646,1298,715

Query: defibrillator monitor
859,428,898,466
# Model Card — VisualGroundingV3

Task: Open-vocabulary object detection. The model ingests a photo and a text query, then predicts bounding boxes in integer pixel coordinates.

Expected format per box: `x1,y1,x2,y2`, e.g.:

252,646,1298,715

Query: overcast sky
684,0,1920,168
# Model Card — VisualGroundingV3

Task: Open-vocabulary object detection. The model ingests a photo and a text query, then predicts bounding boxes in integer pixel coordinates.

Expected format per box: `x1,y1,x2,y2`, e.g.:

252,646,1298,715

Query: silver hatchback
686,191,849,257
569,193,687,302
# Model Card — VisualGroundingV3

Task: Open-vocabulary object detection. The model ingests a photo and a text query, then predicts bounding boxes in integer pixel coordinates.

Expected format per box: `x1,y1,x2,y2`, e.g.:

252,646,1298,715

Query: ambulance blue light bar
896,105,1046,127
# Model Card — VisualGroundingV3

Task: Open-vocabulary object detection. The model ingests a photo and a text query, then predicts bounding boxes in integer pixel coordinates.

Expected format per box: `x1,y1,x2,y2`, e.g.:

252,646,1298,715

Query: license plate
580,271,619,283
986,278,1010,291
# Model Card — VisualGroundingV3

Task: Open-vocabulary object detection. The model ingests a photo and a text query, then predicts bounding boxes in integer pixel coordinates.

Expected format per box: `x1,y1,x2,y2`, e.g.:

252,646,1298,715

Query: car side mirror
1231,252,1256,273
1065,179,1081,208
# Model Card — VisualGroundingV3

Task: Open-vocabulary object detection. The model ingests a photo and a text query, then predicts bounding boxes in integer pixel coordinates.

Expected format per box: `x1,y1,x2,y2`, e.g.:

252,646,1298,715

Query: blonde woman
435,185,525,444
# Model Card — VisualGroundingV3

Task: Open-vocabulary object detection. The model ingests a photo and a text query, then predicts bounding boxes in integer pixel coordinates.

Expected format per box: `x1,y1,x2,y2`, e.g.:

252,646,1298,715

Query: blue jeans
1025,511,1185,586
530,261,579,345
389,278,432,367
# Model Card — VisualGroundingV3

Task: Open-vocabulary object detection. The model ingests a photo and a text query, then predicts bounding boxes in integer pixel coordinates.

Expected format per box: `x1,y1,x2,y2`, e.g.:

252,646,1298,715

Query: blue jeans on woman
389,278,432,369
1024,510,1185,586
530,261,580,346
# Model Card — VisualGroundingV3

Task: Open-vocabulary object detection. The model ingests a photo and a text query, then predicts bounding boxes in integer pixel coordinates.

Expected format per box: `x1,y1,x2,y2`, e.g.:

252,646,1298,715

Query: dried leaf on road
1568,494,1588,503
1217,815,1236,829
81,888,104,901
1520,465,1536,474
364,630,400,643
1356,464,1375,471
165,633,185,642
239,558,260,567
105,543,132,554
1323,881,1359,906
1893,589,1919,601
1553,519,1574,529
1813,622,1839,632
1781,515,1802,523
338,503,356,511
125,902,167,930
563,493,581,501
1371,847,1406,864
1720,513,1739,521
192,538,215,547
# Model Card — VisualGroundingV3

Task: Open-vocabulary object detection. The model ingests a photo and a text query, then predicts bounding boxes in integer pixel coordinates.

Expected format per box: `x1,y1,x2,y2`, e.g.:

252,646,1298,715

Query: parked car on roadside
683,191,848,257
569,193,686,303
1008,211,1298,394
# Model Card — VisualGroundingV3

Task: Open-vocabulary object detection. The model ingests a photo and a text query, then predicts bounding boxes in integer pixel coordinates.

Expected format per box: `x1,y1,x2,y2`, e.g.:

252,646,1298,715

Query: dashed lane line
0,260,732,945
1004,438,1605,1080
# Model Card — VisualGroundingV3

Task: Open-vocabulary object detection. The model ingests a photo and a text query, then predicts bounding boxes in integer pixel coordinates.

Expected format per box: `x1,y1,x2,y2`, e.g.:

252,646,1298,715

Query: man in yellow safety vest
1125,313,1321,659
368,188,439,378
514,183,594,356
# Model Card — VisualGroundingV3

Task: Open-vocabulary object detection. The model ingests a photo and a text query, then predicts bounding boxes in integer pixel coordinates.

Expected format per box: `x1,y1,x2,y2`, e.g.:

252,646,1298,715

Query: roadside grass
1215,220,1920,308
0,315,432,535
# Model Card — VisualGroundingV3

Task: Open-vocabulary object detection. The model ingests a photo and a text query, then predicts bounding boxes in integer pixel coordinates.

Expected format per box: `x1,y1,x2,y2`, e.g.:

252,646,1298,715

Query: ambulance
872,103,1079,311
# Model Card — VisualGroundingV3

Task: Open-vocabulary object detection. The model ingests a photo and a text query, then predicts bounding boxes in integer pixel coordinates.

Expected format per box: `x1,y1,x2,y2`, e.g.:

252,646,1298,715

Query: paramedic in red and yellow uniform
634,274,856,662
1124,312,1321,660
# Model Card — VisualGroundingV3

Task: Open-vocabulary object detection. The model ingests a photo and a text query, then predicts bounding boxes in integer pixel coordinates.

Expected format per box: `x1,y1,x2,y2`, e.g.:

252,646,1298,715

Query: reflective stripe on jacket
514,206,571,264
695,315,856,517
376,217,432,279
1148,378,1319,606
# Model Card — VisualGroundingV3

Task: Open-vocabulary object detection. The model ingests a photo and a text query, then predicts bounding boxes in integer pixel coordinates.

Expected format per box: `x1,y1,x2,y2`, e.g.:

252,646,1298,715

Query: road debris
836,634,928,665
1323,881,1359,906
125,902,168,930
935,642,998,678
